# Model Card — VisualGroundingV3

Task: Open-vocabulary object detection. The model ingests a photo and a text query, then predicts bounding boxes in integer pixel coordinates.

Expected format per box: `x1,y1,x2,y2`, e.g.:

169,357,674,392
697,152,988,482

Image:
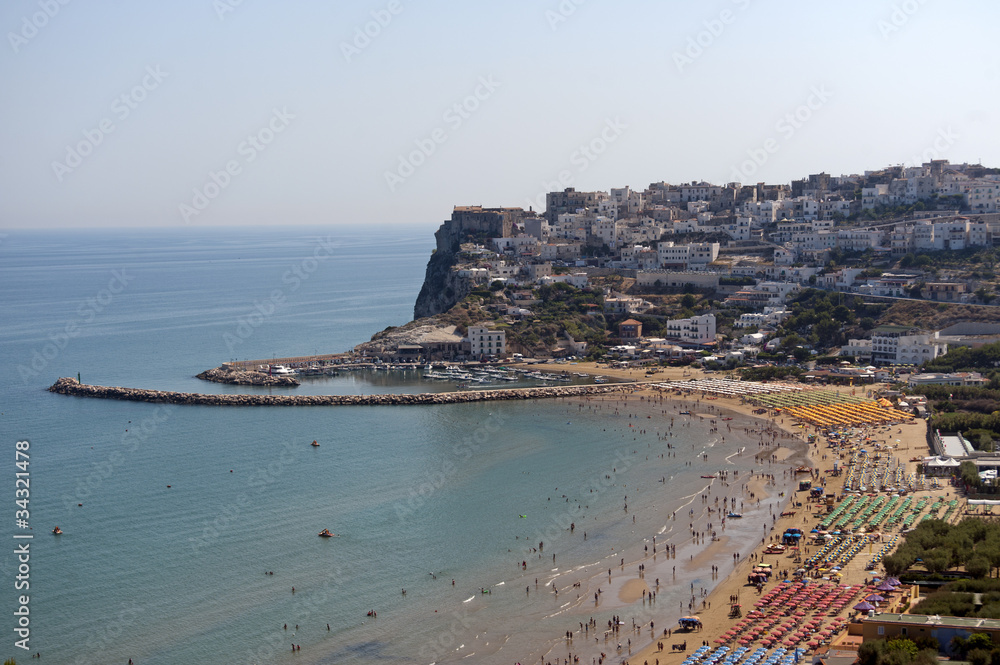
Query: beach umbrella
886,577,901,586
853,601,874,611
875,582,894,592
866,594,885,602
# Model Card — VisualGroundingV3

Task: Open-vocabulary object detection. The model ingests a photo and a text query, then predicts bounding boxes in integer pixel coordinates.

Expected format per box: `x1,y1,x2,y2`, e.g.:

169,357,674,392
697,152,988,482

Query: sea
0,226,802,665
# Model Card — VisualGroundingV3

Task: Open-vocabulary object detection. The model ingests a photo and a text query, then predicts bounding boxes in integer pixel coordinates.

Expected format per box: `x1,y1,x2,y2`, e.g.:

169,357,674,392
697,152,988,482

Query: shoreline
524,387,811,665
616,382,930,665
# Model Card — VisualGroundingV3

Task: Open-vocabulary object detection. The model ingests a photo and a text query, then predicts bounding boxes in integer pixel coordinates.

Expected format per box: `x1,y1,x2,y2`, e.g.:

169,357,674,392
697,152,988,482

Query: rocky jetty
196,367,300,387
48,377,645,407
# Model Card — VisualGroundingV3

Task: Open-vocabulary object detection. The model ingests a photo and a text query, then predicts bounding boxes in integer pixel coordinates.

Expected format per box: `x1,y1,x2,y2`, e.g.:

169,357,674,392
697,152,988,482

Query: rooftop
866,613,1000,630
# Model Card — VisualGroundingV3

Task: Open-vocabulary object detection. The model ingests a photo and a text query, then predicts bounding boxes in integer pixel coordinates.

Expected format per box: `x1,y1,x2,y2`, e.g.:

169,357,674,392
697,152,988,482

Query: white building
656,241,719,270
604,295,652,315
908,372,988,387
467,324,506,358
734,307,791,328
539,273,589,288
664,313,716,345
870,326,947,366
839,339,873,360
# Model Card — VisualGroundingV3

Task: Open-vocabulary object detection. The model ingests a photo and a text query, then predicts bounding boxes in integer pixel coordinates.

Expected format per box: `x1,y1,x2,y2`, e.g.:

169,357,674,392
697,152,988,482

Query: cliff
413,249,472,319
413,206,525,319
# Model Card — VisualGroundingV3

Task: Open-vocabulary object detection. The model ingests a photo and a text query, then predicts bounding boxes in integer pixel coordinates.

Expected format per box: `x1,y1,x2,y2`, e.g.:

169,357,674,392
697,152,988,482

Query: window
877,626,884,635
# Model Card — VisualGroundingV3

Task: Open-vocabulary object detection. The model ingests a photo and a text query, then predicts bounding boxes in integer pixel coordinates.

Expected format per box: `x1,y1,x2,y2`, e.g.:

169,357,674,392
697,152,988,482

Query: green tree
681,294,697,309
967,633,994,652
923,548,952,574
858,640,886,665
886,638,919,662
966,556,991,579
967,649,991,665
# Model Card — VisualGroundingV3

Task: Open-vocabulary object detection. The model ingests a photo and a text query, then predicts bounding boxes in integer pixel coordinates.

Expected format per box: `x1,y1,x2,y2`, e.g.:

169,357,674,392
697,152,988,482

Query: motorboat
52,526,63,535
267,365,295,376
318,529,336,537
727,512,743,519
311,440,320,447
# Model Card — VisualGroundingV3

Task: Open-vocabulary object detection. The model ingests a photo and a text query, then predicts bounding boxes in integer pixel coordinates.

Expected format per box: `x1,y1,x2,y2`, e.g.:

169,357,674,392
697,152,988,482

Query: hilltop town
357,159,1000,375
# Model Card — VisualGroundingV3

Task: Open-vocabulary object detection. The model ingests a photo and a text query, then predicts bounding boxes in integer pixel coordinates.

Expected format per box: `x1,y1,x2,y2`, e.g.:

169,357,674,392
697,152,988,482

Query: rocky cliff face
414,209,521,319
413,249,471,319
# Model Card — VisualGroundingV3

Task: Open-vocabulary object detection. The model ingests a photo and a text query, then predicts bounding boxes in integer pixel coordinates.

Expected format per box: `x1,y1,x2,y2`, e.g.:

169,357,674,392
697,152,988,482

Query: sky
1,0,998,229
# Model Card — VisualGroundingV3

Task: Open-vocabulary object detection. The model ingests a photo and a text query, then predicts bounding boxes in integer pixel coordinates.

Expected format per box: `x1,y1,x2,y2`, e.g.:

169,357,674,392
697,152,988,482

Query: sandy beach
522,364,952,665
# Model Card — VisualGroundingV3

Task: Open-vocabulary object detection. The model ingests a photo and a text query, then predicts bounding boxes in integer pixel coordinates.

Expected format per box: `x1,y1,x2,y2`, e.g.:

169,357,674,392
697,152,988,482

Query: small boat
52,526,62,535
318,529,336,538
722,417,732,421
780,510,796,517
679,411,691,415
267,365,295,376
311,440,320,447
727,512,743,519
701,475,717,479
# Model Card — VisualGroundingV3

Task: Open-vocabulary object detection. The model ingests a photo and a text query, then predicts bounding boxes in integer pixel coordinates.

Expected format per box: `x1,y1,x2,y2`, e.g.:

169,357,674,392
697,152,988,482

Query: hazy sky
1,1,997,229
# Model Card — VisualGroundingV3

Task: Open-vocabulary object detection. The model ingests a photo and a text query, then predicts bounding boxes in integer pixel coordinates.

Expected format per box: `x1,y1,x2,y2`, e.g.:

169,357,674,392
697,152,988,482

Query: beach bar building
861,614,1000,655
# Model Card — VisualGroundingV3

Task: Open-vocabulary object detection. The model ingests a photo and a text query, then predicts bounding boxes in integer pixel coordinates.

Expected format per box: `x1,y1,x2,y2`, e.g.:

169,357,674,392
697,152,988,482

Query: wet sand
518,372,944,665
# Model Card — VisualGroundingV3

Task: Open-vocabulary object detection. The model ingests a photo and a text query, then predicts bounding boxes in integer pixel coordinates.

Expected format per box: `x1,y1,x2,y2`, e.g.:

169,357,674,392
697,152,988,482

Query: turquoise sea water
0,227,800,665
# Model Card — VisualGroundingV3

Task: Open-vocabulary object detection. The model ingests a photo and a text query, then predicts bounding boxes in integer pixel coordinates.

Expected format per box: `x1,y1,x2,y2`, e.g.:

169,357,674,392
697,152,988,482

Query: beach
507,375,810,664
517,367,948,665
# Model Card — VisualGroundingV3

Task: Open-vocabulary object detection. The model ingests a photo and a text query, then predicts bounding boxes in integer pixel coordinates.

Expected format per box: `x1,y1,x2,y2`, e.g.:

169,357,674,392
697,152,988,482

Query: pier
48,377,647,407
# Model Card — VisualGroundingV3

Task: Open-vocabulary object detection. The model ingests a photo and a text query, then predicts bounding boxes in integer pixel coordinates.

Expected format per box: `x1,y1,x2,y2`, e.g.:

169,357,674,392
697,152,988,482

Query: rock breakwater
196,367,300,387
48,377,646,407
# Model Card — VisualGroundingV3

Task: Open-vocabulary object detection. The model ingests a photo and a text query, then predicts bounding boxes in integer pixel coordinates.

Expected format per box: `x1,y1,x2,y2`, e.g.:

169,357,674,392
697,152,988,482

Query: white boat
267,365,295,376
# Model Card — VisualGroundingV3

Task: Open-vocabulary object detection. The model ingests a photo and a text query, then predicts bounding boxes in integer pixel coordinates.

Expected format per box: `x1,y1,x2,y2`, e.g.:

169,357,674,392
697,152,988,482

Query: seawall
47,377,649,407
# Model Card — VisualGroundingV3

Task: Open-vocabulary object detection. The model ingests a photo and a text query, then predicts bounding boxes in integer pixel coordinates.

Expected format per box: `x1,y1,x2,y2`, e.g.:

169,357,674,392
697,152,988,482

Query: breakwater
48,377,647,407
196,367,300,387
